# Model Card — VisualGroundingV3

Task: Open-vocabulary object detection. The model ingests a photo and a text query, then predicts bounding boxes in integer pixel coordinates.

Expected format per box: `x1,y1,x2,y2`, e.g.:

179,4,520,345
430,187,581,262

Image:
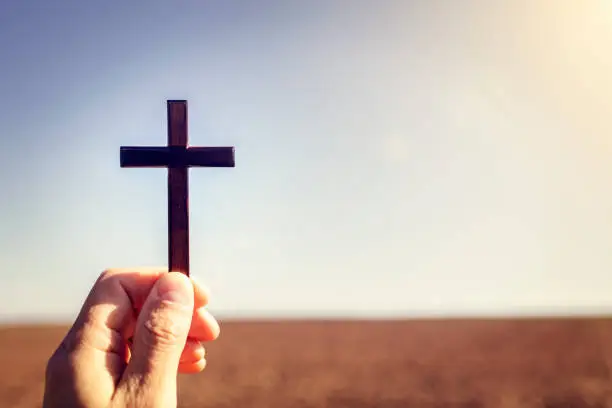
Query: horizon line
4,306,612,326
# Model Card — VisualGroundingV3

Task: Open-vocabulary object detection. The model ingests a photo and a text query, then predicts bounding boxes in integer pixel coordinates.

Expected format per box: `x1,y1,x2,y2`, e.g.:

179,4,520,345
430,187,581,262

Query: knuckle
141,301,190,348
98,268,117,283
143,319,180,346
45,340,77,382
45,348,67,378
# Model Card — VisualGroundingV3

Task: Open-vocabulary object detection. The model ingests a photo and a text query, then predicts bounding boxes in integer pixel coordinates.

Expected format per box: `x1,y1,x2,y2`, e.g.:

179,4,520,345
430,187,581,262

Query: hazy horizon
2,1,612,322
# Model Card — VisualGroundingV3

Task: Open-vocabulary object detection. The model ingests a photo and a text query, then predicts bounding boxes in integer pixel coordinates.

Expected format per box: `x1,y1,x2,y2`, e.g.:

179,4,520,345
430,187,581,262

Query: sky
1,1,612,322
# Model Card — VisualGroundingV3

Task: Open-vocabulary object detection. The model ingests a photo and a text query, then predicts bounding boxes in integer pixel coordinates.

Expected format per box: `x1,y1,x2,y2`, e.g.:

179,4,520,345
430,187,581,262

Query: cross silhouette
120,100,235,276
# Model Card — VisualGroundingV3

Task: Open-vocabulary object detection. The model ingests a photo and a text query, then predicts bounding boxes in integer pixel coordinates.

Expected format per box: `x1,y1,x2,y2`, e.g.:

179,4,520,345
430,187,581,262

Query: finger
58,268,169,382
124,338,205,365
188,307,221,341
191,277,210,309
180,339,205,363
178,359,207,374
117,273,210,342
74,267,169,337
119,272,194,398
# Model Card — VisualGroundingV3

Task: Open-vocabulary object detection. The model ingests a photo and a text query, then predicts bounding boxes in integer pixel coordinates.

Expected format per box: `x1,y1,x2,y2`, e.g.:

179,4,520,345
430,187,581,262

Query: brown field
2,318,612,407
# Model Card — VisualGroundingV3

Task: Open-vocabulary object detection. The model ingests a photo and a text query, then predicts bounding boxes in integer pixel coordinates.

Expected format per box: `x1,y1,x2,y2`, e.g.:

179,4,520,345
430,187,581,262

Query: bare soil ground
2,319,612,407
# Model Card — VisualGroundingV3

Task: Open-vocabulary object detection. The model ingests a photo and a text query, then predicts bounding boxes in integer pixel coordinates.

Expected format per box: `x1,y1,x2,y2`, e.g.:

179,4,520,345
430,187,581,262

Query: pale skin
43,268,220,408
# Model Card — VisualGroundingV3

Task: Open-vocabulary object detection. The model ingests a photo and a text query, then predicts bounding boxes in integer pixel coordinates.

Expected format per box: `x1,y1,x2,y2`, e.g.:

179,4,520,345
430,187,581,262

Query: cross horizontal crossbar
120,146,235,168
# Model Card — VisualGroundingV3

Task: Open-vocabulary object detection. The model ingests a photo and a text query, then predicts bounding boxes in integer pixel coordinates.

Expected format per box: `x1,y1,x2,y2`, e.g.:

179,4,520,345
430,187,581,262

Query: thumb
118,272,194,404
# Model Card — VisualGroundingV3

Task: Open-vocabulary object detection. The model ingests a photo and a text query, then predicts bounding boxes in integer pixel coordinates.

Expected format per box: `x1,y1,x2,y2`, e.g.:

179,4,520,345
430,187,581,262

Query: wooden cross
120,100,235,276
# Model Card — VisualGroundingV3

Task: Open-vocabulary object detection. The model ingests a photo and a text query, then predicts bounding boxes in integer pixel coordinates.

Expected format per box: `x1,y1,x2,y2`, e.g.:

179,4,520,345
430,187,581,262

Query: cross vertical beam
167,100,190,275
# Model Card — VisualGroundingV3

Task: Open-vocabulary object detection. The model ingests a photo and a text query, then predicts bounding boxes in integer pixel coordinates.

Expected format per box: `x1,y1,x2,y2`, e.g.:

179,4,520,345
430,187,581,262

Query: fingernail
157,273,191,305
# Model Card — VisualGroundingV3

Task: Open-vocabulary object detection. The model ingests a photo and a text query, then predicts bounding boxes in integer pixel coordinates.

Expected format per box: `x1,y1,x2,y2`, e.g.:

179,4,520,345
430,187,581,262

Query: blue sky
1,1,612,322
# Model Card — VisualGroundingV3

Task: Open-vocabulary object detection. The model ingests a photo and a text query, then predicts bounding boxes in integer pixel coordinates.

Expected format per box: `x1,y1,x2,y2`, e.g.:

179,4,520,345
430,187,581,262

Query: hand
43,268,220,408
